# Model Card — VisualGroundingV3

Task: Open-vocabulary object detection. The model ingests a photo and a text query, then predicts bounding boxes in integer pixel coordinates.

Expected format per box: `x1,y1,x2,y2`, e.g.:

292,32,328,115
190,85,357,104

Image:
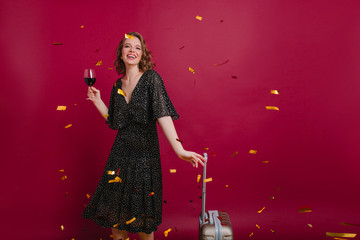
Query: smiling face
121,37,143,67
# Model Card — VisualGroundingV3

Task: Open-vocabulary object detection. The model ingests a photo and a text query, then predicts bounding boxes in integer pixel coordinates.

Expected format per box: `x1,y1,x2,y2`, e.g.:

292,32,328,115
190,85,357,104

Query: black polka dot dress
82,70,179,234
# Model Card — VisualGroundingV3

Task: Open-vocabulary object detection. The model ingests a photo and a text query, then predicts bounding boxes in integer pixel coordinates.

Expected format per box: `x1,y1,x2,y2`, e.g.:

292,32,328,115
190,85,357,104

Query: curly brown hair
114,32,154,75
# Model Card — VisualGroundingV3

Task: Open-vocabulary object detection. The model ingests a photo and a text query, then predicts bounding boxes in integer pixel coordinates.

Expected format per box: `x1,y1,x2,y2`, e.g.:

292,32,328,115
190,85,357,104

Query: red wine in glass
84,69,96,86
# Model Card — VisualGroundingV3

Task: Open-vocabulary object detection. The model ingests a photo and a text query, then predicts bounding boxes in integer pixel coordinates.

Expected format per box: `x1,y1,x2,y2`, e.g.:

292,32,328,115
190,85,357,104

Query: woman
82,32,206,240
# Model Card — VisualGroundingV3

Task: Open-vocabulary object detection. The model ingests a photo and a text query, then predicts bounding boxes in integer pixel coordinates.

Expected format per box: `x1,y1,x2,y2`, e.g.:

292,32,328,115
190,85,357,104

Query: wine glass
84,69,96,86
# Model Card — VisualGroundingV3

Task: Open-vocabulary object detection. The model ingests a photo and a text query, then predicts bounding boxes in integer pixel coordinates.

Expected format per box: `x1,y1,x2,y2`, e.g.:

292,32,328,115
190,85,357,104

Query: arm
87,86,108,120
157,116,206,168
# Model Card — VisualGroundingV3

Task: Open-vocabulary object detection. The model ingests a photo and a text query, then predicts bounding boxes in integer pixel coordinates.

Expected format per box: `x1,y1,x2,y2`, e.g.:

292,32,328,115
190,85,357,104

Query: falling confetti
257,207,265,213
60,225,64,231
58,169,65,172
298,206,312,213
57,106,67,111
197,174,201,183
125,33,134,39
102,114,109,118
231,151,239,157
86,194,91,199
81,25,84,28
308,224,313,228
340,222,360,227
204,178,213,183
126,217,136,225
270,229,275,233
53,43,63,45
188,67,195,74
117,89,126,96
249,150,257,154
95,61,103,66
176,138,183,143
113,223,119,227
116,168,120,175
262,161,270,164
214,59,230,66
203,147,209,150
271,90,280,95
326,233,357,238
249,232,254,237
108,67,114,70
270,196,275,199
266,106,279,111
108,176,122,183
170,169,176,173
164,228,172,237
107,171,115,175
196,15,203,21
64,124,72,129
256,224,260,229
61,175,68,180
149,192,155,196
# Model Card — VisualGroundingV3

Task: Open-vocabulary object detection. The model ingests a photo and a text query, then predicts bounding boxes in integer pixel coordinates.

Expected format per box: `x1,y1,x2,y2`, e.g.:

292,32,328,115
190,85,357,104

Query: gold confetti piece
108,176,122,183
125,33,134,39
340,222,360,227
113,223,119,227
81,25,84,28
265,106,279,111
307,224,313,228
334,238,349,240
117,88,126,96
86,194,91,199
326,233,357,238
56,106,67,111
164,228,172,237
60,225,64,231
204,178,212,183
58,169,65,172
170,169,176,173
271,90,279,95
214,59,230,66
148,192,155,196
107,171,115,175
261,161,270,164
249,150,257,154
257,207,265,213
231,151,239,157
95,60,103,66
53,42,63,45
126,217,136,225
249,232,254,237
108,67,114,70
298,206,312,213
270,229,275,233
197,174,201,183
196,15,203,21
256,224,260,228
188,67,195,74
65,124,72,129
61,175,67,180
270,196,275,199
203,147,209,150
102,114,109,118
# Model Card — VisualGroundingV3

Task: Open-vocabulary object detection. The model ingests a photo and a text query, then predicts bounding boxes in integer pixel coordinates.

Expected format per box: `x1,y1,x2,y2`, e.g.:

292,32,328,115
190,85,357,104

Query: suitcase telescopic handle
201,152,208,222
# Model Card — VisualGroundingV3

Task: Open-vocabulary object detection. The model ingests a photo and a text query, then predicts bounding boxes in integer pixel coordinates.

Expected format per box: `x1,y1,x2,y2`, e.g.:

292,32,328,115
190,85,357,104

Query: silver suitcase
199,153,234,240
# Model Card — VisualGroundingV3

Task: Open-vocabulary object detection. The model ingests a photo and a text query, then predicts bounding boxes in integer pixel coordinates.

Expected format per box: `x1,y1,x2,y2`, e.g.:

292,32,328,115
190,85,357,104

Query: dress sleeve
106,79,130,130
149,70,179,121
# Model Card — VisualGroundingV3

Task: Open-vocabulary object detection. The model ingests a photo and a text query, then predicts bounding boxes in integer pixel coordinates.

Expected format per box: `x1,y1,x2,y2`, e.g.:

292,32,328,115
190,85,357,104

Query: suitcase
199,153,234,240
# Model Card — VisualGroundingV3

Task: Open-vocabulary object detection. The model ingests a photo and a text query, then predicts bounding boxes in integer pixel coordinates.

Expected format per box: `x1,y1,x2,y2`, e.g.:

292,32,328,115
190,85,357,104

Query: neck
125,65,141,81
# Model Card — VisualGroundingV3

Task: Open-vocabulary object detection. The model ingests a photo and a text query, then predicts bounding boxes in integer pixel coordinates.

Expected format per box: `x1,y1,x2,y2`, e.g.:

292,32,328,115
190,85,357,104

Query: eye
136,47,141,50
124,45,130,48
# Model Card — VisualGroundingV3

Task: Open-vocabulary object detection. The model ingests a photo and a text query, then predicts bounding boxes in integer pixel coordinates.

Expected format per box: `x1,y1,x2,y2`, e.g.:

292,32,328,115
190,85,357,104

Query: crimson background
1,0,360,239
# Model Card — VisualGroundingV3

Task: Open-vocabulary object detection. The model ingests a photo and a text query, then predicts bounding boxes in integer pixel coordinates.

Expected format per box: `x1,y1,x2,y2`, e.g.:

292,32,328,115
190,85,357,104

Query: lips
127,54,136,59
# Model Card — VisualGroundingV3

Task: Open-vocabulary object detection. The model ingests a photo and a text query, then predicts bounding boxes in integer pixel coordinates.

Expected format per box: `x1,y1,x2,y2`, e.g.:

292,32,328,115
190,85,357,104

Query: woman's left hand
177,150,206,168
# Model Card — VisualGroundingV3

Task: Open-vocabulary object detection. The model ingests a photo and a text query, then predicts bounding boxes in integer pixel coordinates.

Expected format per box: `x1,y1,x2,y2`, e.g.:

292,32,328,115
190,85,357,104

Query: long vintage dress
82,70,179,234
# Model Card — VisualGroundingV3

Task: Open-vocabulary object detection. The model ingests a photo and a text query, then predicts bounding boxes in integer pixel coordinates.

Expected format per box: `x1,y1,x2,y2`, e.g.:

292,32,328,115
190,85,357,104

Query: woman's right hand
87,86,101,103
